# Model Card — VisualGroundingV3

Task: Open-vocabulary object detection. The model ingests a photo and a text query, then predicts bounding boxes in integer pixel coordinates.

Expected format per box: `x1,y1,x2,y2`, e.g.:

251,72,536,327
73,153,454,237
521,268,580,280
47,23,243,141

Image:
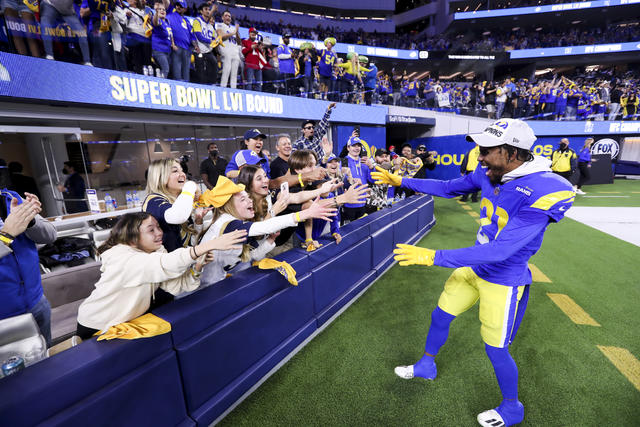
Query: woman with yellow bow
197,176,336,286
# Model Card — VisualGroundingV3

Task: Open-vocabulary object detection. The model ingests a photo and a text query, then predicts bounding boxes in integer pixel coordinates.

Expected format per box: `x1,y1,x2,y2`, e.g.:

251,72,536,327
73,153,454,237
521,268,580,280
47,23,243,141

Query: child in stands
76,212,246,338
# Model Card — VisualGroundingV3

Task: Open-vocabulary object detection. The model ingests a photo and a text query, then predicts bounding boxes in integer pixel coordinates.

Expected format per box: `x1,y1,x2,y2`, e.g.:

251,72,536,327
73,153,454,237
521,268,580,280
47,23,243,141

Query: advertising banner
0,52,387,124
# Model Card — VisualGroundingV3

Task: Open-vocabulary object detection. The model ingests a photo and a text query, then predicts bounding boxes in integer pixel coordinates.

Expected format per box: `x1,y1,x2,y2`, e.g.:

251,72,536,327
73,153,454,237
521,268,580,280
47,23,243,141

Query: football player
372,119,575,427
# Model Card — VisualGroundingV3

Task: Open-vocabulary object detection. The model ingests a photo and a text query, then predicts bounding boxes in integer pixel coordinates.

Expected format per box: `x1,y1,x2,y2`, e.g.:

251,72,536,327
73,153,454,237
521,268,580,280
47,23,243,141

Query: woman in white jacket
76,212,246,338
199,176,336,286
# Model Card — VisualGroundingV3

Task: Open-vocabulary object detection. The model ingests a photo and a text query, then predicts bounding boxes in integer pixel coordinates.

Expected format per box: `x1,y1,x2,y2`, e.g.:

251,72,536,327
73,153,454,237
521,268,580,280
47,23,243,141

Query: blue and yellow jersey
192,15,215,45
404,81,418,97
402,158,574,286
317,49,337,77
143,193,191,252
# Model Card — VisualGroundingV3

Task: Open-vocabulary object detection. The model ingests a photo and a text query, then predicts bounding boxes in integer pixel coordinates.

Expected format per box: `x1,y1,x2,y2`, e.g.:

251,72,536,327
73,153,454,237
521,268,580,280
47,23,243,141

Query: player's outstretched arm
371,166,403,187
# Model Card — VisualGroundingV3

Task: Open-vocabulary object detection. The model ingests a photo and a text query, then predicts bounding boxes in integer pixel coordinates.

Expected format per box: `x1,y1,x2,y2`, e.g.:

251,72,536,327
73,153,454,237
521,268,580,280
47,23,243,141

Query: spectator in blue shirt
166,0,196,81
80,0,115,69
151,0,175,79
359,56,377,106
226,129,271,179
341,136,373,224
277,33,295,95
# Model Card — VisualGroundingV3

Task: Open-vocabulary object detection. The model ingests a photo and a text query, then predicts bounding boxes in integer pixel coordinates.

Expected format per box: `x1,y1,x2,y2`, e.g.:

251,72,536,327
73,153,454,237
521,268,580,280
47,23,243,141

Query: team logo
409,51,417,58
419,51,429,59
591,138,619,159
494,120,509,130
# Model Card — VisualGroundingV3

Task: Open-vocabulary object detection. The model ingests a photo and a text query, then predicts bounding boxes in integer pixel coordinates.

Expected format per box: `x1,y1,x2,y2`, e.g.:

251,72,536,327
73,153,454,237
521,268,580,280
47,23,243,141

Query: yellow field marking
528,264,552,283
597,191,621,194
597,346,640,392
632,192,640,194
547,293,600,326
475,219,481,225
467,211,480,218
457,200,466,204
461,205,472,211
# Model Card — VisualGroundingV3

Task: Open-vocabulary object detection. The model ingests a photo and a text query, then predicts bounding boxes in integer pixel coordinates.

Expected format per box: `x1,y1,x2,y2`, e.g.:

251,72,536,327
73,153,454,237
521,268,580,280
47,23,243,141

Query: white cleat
477,409,506,427
394,365,415,379
575,189,586,195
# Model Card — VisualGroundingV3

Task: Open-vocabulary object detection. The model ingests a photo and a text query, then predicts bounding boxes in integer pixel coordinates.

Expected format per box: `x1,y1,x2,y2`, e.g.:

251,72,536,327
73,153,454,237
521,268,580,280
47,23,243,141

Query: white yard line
566,207,640,248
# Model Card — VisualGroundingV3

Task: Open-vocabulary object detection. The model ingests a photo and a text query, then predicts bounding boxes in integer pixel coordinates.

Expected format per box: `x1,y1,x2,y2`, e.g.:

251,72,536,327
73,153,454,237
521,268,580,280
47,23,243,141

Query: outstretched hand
204,229,247,252
393,244,436,266
303,197,337,222
341,182,369,205
371,166,403,187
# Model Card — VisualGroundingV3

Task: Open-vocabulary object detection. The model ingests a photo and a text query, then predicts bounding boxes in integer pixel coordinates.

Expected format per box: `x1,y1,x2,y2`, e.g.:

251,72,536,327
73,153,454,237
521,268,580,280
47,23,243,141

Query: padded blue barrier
371,222,395,271
0,195,435,427
173,273,315,422
311,238,373,325
305,214,374,270
0,334,191,427
393,209,420,245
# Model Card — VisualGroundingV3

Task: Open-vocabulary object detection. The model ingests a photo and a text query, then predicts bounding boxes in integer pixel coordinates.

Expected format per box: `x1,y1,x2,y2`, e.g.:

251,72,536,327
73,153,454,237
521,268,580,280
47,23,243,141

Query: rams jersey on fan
403,157,574,287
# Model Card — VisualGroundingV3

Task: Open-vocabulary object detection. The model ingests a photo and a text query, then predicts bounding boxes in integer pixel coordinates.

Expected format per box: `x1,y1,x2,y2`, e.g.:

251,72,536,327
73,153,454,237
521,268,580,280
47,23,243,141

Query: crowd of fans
375,69,640,121
3,0,639,69
0,101,444,343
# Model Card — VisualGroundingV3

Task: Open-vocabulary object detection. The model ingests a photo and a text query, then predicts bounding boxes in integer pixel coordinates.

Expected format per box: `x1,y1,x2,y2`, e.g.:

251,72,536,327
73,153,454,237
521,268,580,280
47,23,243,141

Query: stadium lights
571,20,581,24
512,27,520,31
536,27,543,31
483,31,491,35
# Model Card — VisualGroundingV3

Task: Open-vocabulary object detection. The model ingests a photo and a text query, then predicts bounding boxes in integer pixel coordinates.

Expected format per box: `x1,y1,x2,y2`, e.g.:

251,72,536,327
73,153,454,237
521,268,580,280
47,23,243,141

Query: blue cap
347,136,362,146
326,154,338,162
234,150,267,168
175,0,186,7
244,128,267,140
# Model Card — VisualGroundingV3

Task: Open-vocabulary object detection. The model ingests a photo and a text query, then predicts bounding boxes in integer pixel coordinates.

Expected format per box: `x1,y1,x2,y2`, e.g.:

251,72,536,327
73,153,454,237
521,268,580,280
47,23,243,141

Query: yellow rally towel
195,176,245,208
252,258,298,286
96,313,171,341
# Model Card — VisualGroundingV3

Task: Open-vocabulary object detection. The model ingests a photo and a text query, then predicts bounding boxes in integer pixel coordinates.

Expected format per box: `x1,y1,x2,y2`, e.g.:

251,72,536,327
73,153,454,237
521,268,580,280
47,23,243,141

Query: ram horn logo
0,62,10,82
494,120,509,129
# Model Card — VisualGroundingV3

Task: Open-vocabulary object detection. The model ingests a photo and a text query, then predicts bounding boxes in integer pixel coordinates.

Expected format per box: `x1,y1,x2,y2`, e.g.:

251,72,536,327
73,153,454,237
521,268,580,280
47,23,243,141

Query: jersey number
480,198,509,238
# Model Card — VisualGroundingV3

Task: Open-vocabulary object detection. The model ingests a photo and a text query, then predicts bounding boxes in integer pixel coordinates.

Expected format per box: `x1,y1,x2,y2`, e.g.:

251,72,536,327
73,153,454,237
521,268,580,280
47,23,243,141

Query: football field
220,179,640,426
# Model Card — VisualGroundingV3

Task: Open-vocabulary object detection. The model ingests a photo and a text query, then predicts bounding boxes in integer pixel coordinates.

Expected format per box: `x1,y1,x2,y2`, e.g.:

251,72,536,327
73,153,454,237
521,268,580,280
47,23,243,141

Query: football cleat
394,356,437,380
477,400,524,426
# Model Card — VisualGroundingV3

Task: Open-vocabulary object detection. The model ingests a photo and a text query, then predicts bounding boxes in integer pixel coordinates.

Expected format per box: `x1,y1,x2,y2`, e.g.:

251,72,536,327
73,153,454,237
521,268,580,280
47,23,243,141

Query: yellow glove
371,165,403,187
393,244,436,266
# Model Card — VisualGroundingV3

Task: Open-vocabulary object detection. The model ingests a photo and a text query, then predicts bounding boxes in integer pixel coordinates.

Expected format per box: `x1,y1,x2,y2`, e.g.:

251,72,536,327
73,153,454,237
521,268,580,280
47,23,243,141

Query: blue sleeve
330,213,340,235
402,167,482,198
434,210,549,268
143,195,171,225
223,219,251,243
225,153,239,174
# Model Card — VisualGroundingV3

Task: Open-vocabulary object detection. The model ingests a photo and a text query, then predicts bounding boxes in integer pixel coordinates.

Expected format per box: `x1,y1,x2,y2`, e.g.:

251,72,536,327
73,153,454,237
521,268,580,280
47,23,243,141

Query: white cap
466,119,536,150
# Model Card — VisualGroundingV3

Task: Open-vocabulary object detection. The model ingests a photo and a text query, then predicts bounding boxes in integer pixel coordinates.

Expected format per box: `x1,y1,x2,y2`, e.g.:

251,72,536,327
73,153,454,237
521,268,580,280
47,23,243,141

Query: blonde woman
143,158,209,252
76,212,246,339
198,176,336,286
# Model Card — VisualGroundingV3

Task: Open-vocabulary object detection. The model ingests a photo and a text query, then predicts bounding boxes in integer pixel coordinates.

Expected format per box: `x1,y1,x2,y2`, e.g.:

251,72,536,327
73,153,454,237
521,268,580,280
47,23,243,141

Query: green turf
572,178,640,207
220,180,640,427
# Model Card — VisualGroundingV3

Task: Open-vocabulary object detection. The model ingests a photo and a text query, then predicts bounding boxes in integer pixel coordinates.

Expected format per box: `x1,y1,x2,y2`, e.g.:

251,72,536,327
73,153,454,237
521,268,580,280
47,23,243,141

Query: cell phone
280,181,289,196
353,125,360,136
341,157,349,168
